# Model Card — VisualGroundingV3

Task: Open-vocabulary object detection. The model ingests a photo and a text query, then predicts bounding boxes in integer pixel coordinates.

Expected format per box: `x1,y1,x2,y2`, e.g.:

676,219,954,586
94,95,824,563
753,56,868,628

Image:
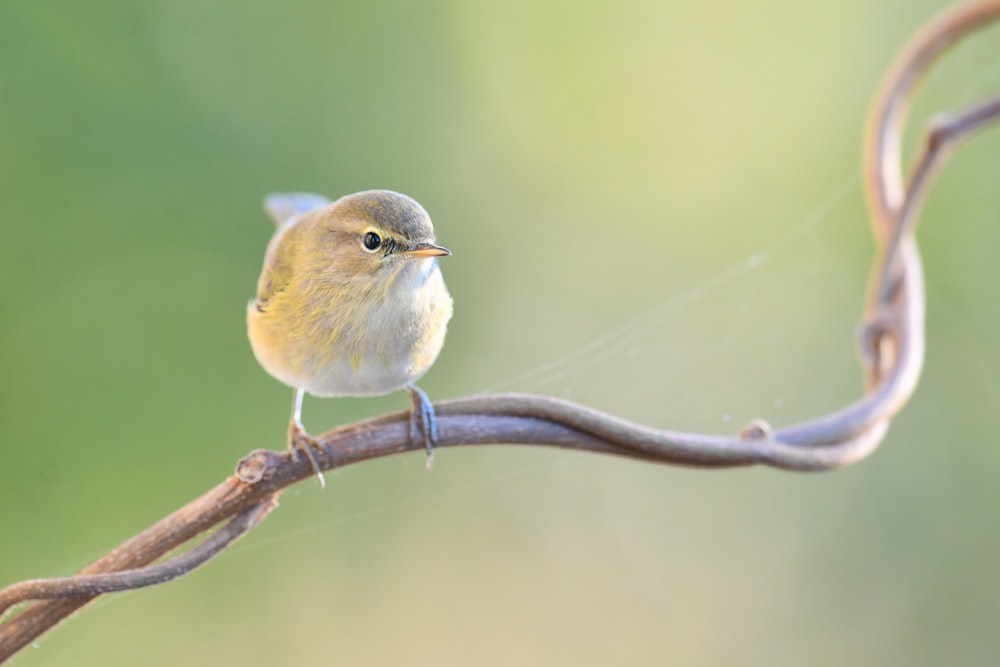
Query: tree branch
2,0,999,662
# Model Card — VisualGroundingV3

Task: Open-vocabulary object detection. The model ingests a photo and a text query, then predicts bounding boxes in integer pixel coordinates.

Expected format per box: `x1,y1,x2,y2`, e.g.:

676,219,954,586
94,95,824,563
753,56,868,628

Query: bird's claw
407,385,439,470
288,415,326,490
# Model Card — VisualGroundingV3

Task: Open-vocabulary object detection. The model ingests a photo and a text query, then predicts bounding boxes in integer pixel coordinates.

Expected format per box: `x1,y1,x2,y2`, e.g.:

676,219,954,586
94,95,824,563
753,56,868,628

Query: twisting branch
0,500,276,614
2,1,999,662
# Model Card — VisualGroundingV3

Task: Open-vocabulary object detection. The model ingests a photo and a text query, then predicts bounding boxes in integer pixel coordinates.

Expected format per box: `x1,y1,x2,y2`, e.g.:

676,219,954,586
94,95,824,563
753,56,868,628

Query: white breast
306,258,453,397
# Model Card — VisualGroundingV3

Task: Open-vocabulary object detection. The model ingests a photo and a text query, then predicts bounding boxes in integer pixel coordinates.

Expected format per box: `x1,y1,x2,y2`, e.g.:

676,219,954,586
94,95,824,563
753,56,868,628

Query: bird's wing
263,193,331,226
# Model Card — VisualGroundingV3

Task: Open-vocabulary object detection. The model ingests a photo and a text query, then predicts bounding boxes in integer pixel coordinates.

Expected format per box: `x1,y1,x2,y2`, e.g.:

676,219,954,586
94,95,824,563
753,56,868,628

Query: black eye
363,231,382,251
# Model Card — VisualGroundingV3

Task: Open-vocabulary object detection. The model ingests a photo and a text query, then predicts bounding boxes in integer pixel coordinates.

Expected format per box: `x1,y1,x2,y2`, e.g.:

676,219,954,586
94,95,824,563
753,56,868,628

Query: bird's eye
362,231,382,251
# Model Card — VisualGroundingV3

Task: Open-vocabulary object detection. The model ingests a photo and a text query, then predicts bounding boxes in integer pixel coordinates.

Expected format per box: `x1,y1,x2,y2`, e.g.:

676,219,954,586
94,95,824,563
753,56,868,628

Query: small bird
247,190,453,486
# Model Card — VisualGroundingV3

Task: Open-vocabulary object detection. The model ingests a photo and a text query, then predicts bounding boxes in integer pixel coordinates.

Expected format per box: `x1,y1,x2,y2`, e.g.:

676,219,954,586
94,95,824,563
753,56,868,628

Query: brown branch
2,1,999,662
0,499,276,615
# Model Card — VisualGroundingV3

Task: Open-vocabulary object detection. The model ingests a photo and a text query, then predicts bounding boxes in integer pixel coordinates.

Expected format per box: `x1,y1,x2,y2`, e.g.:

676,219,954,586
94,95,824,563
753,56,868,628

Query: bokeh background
2,0,999,664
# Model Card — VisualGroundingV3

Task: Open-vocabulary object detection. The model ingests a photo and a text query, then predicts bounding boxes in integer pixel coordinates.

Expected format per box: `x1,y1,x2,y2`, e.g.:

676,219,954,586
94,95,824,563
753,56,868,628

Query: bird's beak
406,242,452,258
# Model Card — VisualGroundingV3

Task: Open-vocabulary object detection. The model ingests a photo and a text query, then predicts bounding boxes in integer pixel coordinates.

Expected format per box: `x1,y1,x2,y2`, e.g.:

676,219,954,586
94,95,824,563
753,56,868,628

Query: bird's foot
288,418,326,489
407,385,439,471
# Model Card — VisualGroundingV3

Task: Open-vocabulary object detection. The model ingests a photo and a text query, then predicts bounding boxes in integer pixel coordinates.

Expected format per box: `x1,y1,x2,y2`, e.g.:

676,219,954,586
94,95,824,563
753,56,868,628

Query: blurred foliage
2,0,999,665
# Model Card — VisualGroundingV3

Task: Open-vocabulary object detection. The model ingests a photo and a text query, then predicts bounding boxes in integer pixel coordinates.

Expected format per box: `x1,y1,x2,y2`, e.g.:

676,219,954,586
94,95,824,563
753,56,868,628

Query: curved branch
2,1,999,662
0,499,277,617
864,0,1000,239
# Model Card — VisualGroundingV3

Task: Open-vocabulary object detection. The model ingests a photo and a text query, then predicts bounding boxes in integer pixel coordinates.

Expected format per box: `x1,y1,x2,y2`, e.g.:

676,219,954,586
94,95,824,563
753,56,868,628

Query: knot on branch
740,418,773,441
236,449,284,485
858,306,901,380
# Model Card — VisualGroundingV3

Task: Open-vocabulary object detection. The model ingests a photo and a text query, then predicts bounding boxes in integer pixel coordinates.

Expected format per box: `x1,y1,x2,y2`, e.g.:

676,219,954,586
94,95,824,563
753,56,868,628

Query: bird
247,190,453,487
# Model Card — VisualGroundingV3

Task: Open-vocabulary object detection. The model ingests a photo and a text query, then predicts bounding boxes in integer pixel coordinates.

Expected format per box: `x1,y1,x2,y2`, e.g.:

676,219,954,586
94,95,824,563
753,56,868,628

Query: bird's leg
407,385,439,470
287,388,326,489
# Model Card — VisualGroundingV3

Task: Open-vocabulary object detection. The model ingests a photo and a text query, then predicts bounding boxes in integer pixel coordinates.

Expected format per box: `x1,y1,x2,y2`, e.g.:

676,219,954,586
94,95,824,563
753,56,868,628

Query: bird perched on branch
247,190,453,486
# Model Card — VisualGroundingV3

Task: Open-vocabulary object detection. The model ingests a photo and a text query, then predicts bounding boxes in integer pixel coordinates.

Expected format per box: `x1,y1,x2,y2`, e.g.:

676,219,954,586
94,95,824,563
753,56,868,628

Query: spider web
478,174,865,433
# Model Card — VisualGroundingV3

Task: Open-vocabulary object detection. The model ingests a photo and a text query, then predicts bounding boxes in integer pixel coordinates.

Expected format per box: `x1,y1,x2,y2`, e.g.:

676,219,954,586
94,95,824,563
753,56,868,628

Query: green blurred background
2,0,999,664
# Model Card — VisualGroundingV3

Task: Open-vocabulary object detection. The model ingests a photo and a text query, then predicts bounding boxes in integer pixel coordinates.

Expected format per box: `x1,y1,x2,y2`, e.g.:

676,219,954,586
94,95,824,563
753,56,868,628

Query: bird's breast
250,258,452,398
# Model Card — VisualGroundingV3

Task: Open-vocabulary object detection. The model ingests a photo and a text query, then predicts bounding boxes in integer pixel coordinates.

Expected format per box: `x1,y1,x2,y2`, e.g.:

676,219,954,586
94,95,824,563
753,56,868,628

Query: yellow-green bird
248,190,453,485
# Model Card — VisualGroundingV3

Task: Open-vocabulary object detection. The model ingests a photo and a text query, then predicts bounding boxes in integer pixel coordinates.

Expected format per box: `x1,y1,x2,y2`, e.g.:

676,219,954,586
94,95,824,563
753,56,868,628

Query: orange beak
406,242,451,258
